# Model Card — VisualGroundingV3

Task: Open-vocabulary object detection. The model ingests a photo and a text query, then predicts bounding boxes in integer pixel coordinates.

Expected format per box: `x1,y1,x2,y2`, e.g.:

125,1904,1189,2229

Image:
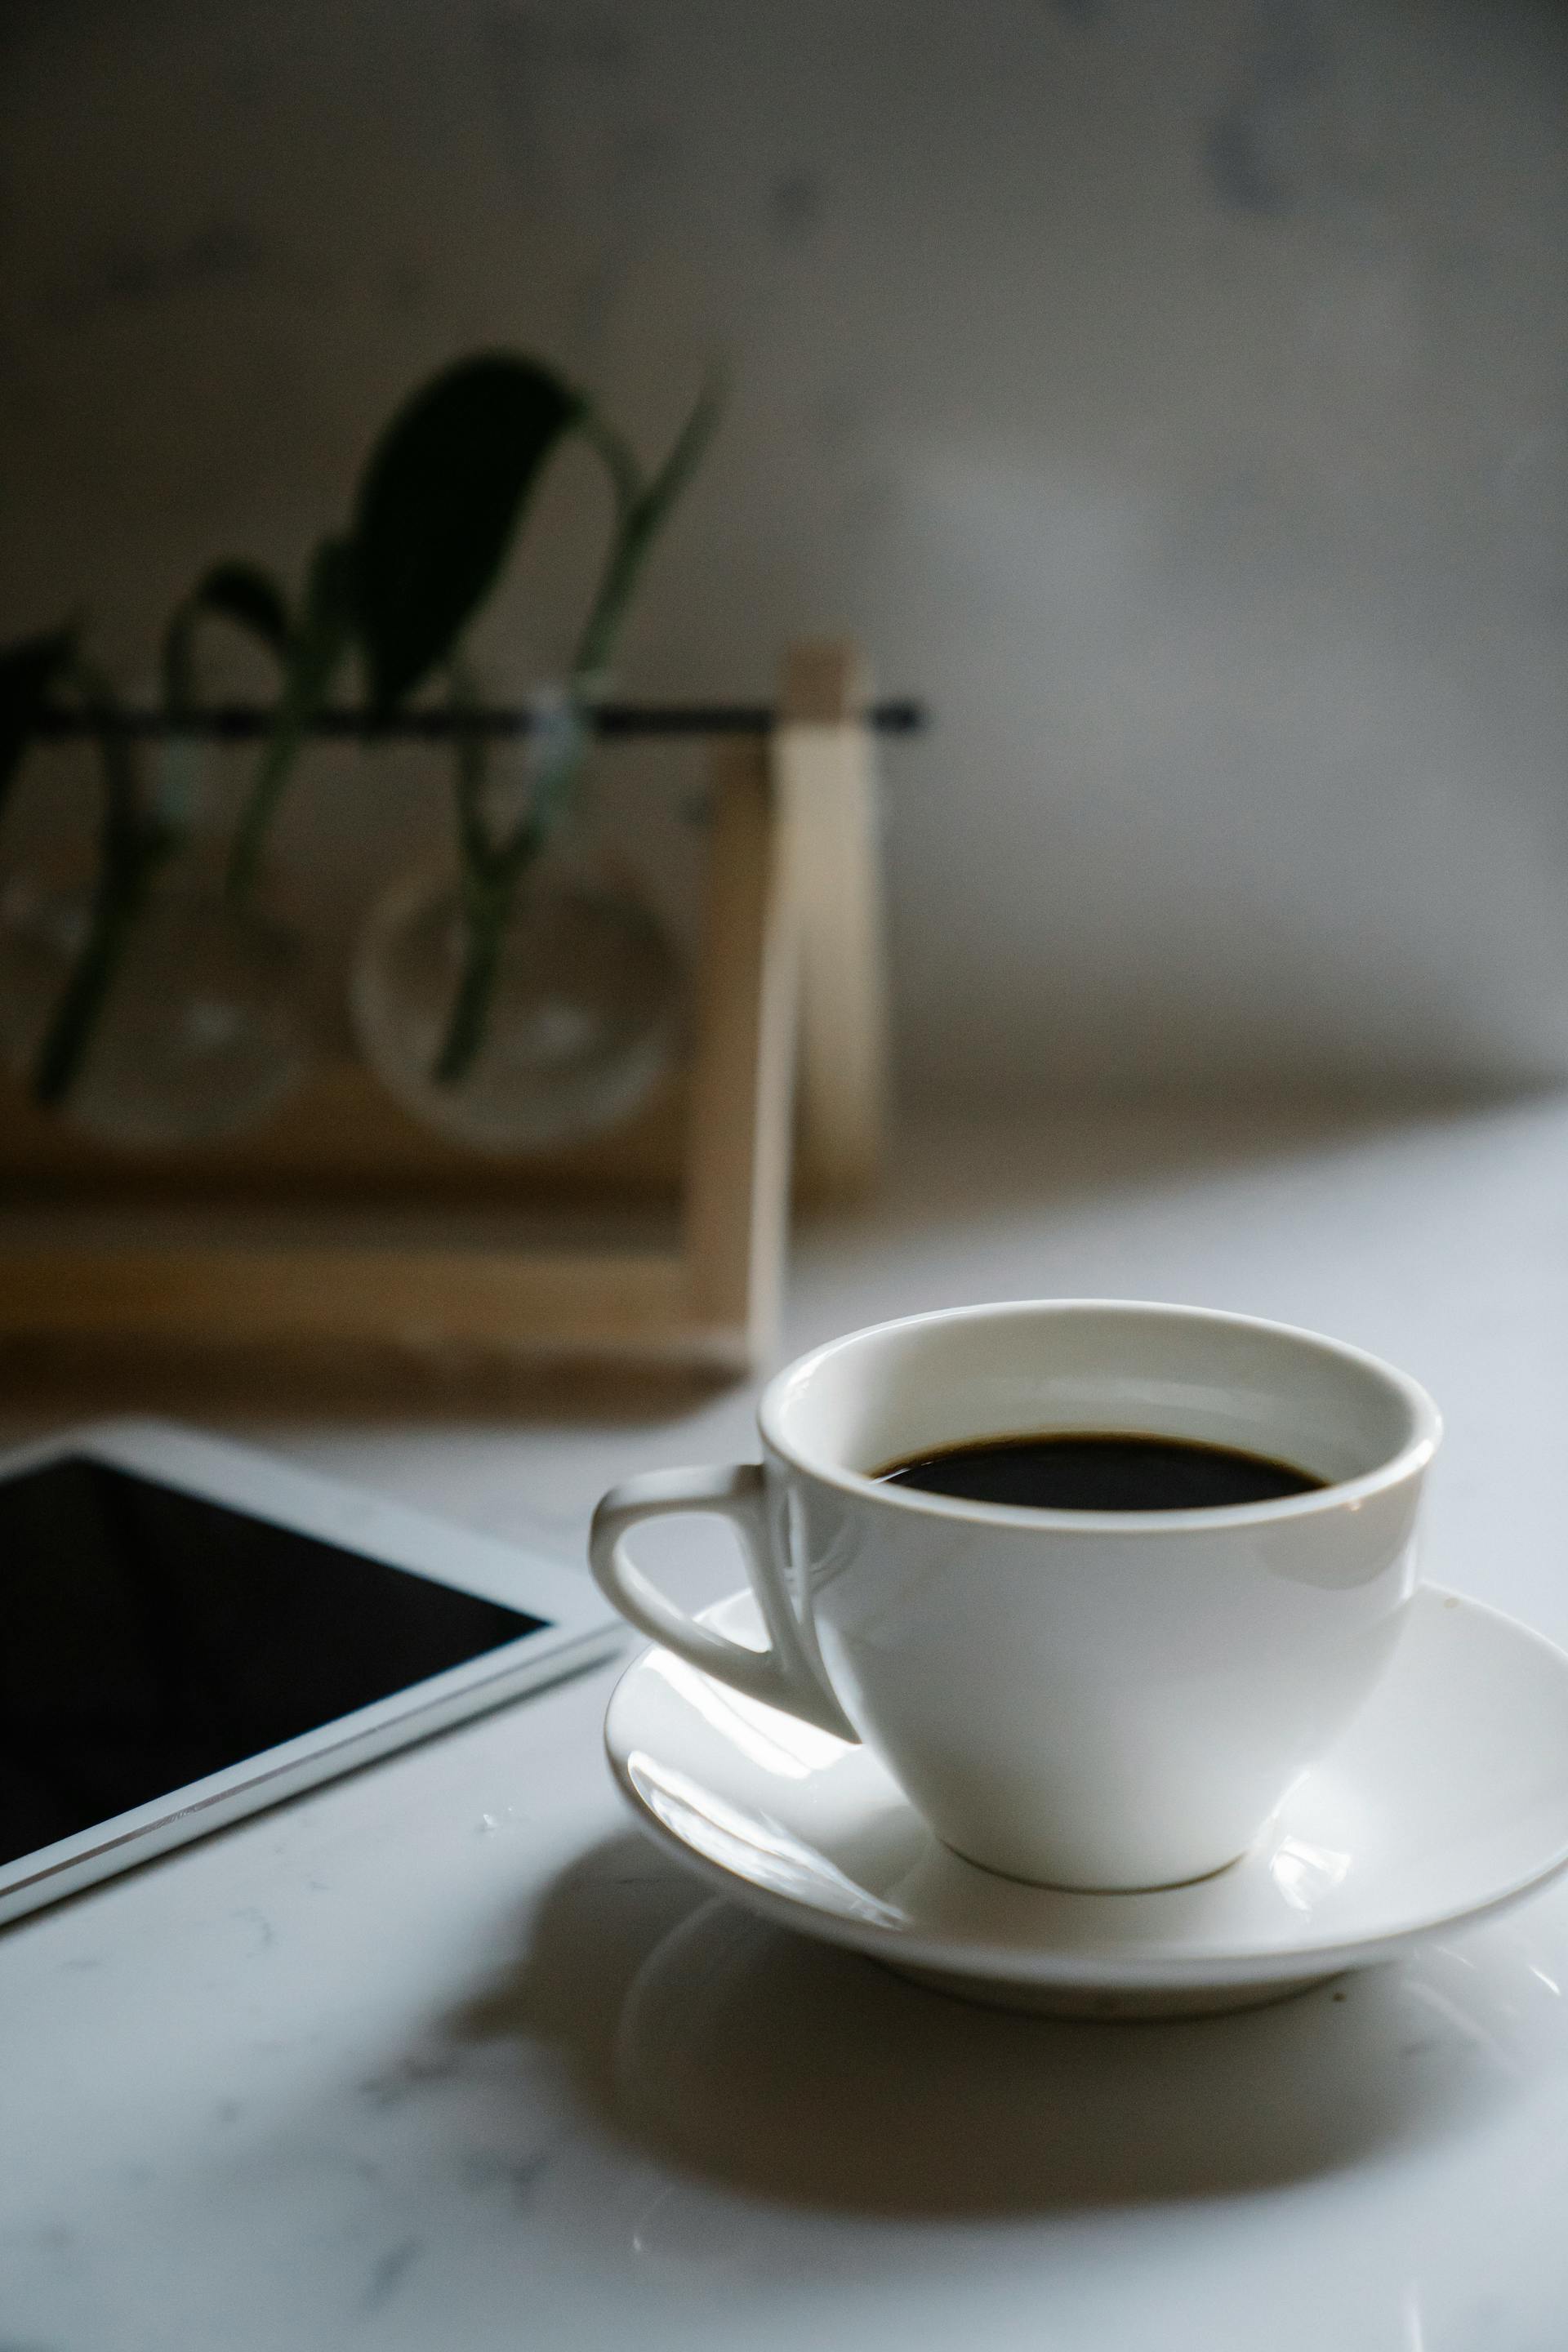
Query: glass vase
0,861,311,1150
350,840,681,1155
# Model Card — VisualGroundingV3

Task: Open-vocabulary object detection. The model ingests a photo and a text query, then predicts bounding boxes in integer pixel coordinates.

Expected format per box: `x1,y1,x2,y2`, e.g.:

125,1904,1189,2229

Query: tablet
0,1419,628,1927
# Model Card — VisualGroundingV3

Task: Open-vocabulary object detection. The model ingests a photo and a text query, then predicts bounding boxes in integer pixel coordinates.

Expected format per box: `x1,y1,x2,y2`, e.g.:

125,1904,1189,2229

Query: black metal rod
29,697,927,742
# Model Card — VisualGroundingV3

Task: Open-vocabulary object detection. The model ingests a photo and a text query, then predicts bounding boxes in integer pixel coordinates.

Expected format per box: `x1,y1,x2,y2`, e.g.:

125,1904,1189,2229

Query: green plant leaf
162,561,291,716
352,354,583,713
0,626,74,830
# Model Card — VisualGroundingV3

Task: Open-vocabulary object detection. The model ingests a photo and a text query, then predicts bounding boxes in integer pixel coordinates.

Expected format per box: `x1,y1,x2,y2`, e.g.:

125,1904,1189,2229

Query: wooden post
774,641,889,1196
679,734,798,1367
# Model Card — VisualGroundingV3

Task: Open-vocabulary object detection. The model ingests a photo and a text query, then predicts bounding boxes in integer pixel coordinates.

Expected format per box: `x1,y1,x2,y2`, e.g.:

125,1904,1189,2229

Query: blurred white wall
2,0,1566,1105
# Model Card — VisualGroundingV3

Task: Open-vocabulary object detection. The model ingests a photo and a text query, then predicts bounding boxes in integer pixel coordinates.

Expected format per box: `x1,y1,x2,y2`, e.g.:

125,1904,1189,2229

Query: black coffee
876,1432,1324,1512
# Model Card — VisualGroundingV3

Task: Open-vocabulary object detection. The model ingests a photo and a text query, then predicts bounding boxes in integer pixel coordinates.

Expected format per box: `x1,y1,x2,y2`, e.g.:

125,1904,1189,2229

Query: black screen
0,1456,546,1866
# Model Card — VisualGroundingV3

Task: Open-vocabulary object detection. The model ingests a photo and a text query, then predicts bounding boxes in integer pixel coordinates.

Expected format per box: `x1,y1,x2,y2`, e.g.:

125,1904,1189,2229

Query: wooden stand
0,643,887,1390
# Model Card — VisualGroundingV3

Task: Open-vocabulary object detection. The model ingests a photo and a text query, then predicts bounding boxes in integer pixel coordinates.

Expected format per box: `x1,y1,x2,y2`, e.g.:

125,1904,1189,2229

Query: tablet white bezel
0,1418,628,1927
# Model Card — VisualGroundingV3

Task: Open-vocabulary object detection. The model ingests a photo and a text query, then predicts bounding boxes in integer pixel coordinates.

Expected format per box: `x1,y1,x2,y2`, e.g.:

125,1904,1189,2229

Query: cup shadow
451,1831,1567,2220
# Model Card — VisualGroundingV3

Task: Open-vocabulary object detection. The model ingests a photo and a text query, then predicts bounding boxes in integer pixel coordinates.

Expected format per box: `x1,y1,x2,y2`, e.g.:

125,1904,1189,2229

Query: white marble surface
8,1100,1568,2349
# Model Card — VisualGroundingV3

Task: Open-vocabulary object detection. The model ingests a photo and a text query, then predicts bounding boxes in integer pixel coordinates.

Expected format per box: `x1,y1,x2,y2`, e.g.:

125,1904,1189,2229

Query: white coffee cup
590,1300,1440,1891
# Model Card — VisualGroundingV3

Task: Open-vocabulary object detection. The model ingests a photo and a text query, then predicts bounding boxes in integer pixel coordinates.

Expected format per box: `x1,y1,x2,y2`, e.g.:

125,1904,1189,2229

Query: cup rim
758,1298,1441,1531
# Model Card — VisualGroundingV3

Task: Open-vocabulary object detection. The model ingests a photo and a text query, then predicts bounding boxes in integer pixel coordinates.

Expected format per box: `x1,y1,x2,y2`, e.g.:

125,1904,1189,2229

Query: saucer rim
604,1584,1568,1992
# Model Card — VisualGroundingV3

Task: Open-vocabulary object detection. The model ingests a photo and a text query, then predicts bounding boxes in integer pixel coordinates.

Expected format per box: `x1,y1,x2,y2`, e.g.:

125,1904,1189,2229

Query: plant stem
225,537,353,909
30,841,162,1107
434,866,516,1086
429,378,720,1088
430,665,576,1087
225,746,292,909
30,671,177,1110
569,375,722,688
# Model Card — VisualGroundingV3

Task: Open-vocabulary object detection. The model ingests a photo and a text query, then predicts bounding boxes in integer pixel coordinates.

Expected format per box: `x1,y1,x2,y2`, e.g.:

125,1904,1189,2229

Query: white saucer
604,1584,1568,2018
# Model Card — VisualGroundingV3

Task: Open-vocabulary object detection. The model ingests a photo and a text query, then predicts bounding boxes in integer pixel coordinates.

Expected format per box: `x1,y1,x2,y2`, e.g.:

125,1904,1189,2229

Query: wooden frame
0,643,886,1388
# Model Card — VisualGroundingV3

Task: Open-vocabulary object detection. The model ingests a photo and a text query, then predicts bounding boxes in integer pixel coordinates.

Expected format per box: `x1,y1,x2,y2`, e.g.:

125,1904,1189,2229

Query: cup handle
590,1463,858,1740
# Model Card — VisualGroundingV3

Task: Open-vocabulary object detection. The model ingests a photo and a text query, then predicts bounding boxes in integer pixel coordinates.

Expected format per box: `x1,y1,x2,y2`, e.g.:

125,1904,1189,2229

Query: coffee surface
876,1431,1324,1512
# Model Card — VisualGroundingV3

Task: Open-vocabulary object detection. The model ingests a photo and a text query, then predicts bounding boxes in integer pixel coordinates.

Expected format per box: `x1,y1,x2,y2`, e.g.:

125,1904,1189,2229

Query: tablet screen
0,1456,546,1864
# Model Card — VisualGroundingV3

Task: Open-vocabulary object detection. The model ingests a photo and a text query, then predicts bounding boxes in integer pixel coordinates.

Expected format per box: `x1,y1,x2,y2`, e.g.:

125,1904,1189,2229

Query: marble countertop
7,1100,1568,2350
